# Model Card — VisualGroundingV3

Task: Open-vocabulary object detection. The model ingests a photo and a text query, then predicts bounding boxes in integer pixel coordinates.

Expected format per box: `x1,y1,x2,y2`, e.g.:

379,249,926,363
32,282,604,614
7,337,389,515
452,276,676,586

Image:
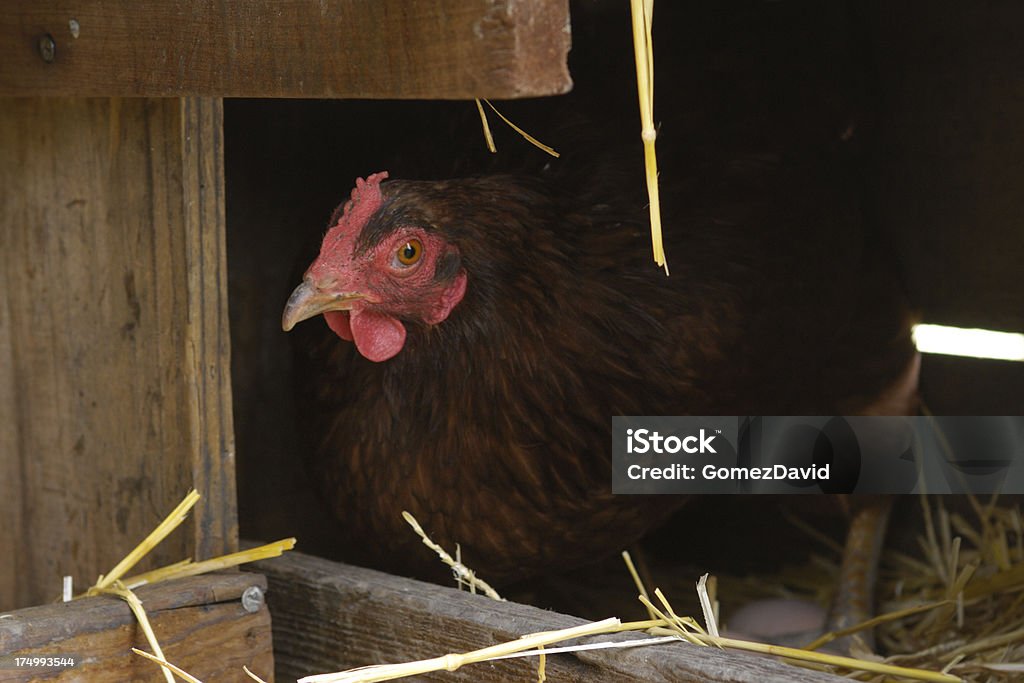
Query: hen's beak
282,277,365,331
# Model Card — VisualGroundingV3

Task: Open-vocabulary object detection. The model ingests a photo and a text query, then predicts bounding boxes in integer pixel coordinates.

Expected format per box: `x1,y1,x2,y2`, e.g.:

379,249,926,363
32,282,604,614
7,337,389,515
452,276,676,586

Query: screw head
241,585,265,613
38,34,56,63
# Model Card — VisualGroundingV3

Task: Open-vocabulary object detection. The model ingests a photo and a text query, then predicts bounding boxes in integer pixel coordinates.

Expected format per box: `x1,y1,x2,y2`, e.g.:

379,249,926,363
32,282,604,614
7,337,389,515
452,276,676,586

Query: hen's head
282,172,467,362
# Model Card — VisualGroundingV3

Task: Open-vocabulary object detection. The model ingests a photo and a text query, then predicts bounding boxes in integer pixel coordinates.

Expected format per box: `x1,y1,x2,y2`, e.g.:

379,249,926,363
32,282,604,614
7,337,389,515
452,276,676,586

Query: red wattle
324,311,353,341
349,309,407,362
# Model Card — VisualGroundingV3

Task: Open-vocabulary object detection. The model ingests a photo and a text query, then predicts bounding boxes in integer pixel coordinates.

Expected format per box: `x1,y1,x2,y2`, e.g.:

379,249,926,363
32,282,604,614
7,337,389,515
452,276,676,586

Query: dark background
224,1,1024,588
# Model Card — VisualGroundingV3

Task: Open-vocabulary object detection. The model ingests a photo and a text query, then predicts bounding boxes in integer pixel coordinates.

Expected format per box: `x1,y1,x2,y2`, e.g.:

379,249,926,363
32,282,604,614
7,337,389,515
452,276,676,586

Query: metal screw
38,34,56,63
241,585,265,613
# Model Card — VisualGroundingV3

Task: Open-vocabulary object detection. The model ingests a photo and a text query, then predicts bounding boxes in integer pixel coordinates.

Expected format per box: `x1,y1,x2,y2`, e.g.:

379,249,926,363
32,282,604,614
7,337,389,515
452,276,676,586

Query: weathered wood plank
0,1,572,99
0,97,236,611
0,573,272,682
251,550,846,683
181,98,238,563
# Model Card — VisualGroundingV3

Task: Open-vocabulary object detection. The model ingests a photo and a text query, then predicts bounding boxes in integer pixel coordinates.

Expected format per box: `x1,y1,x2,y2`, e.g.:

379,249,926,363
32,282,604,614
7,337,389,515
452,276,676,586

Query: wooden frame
0,0,572,99
0,0,572,615
0,573,272,682
0,97,235,612
253,551,848,683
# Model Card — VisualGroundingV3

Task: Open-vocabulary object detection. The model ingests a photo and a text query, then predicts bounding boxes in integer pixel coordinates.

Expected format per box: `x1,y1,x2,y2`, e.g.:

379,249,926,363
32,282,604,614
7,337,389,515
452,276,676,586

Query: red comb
341,171,389,230
316,171,389,256
351,171,388,206
307,172,389,282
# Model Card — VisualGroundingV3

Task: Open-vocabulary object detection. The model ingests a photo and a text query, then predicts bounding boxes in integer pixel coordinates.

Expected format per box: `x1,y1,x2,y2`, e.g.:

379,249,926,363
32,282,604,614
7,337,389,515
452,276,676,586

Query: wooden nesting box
3,1,1022,682
0,0,572,680
0,0,570,606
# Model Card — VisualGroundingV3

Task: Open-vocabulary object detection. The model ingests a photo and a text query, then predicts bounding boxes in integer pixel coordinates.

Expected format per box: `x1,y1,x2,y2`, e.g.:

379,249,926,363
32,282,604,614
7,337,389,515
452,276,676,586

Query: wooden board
0,572,272,682
0,0,572,99
251,550,847,683
0,97,236,611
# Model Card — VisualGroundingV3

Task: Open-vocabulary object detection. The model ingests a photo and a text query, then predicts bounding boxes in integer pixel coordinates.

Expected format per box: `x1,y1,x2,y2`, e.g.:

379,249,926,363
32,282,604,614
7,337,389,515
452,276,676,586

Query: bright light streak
913,323,1024,362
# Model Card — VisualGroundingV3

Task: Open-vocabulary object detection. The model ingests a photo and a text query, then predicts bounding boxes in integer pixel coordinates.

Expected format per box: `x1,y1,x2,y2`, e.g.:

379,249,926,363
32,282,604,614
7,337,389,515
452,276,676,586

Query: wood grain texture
180,98,238,564
0,573,272,682
0,97,236,612
251,550,846,683
0,0,572,99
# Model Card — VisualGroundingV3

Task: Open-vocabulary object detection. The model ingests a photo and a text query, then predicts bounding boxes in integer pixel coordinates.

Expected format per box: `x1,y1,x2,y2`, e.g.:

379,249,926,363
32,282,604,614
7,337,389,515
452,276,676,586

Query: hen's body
290,165,916,583
285,1,917,585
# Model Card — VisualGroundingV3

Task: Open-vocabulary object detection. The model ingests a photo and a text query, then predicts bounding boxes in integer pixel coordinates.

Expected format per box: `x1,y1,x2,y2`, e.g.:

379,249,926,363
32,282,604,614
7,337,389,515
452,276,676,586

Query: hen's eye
396,239,423,266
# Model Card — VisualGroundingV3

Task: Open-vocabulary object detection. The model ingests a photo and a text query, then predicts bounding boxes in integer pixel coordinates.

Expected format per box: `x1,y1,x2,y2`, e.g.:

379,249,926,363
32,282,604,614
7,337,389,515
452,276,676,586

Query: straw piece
82,491,294,683
638,594,706,646
625,615,958,682
298,618,622,683
654,588,707,639
804,601,953,652
123,559,193,587
401,511,503,601
696,574,720,638
492,635,683,661
874,495,1023,680
961,562,1024,600
102,584,175,683
474,99,497,154
90,489,200,593
481,99,559,158
977,663,1024,673
942,627,1024,661
244,665,270,683
681,632,961,683
132,647,203,683
124,538,296,588
298,596,957,683
622,551,657,621
628,0,668,273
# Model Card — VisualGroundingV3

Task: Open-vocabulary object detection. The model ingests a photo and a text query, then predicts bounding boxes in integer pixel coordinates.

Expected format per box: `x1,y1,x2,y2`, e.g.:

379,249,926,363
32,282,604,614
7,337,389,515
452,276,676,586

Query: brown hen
282,158,917,584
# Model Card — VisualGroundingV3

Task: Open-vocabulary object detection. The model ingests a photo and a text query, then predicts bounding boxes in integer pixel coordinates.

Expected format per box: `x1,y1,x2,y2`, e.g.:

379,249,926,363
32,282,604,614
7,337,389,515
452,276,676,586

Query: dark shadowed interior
224,0,1024,620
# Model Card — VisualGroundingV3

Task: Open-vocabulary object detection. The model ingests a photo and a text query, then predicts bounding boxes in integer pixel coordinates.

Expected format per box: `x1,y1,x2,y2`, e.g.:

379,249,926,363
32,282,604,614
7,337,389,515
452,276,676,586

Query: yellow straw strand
123,538,296,588
474,99,497,154
91,489,201,593
244,665,270,683
621,551,657,621
132,647,203,683
688,633,961,683
299,618,621,683
402,511,504,601
804,600,953,652
629,0,668,273
299,609,959,683
482,100,560,158
100,584,175,683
